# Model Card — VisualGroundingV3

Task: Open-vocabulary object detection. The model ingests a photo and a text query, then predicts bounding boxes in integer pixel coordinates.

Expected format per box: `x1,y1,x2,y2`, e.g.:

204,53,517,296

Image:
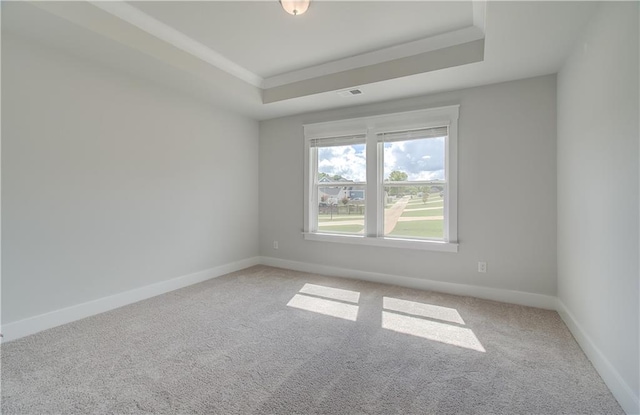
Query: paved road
384,196,410,235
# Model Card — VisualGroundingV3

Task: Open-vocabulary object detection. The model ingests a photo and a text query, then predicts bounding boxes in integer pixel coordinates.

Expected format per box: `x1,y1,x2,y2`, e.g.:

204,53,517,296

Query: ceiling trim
92,1,486,93
263,39,485,104
91,1,264,87
263,0,487,89
262,26,484,89
37,0,487,99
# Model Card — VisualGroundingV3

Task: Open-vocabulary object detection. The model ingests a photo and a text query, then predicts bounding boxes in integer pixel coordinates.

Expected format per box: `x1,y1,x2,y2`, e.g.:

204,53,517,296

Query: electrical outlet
478,261,487,273
273,240,279,250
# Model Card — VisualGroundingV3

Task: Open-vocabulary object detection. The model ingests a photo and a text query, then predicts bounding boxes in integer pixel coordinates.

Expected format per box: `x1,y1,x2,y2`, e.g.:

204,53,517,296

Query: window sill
302,232,458,252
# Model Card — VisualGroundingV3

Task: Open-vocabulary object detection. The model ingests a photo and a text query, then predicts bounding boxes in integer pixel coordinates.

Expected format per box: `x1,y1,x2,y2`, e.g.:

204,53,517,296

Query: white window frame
303,106,459,253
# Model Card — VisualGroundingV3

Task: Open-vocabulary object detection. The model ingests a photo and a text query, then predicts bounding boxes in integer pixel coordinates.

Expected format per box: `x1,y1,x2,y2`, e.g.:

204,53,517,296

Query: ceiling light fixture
279,0,310,16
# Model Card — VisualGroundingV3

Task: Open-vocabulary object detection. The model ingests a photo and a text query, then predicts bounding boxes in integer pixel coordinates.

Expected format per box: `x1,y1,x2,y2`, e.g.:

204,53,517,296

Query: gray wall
259,75,557,296
2,35,259,324
557,2,639,411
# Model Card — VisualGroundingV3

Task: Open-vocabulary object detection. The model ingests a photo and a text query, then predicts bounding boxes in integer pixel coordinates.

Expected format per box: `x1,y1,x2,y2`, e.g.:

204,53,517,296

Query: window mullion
310,147,318,233
376,142,384,237
446,120,458,243
365,129,378,237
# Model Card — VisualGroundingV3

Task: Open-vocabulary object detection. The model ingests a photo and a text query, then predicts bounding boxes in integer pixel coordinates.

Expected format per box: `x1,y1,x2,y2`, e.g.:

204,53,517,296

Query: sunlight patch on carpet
299,283,360,303
383,297,465,325
287,293,359,321
382,311,485,352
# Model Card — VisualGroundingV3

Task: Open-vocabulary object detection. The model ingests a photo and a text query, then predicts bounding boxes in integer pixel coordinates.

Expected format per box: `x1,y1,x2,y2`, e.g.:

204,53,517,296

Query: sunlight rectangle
382,311,485,352
287,294,358,321
299,283,360,303
383,297,465,325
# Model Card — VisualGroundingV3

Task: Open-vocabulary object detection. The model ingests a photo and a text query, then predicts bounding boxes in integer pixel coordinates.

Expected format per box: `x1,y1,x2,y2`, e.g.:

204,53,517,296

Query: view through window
381,128,447,240
304,106,458,250
314,137,366,235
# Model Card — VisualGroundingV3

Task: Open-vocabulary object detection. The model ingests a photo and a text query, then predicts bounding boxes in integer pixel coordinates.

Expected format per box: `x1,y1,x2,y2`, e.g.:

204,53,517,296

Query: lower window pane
317,186,365,234
384,185,444,240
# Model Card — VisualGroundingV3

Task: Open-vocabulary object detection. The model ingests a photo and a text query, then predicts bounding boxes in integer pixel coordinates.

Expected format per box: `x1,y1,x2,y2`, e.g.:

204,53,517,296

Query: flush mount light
279,0,310,16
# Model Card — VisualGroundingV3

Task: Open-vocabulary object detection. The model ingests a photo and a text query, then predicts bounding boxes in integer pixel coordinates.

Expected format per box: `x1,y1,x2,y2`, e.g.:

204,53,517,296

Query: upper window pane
316,141,366,183
381,129,447,181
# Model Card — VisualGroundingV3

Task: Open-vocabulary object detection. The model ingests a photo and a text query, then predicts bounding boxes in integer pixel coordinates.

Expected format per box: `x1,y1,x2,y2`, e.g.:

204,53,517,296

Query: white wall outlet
273,240,279,250
478,261,487,273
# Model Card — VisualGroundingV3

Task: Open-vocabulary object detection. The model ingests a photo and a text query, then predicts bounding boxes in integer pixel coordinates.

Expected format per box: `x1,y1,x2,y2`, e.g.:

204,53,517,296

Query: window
312,135,366,235
303,106,458,252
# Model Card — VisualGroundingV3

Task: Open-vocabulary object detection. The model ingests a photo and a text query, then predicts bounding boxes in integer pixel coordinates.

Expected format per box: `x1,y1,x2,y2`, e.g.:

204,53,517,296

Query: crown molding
263,0,486,89
262,26,484,89
91,1,485,93
34,1,486,98
263,39,485,103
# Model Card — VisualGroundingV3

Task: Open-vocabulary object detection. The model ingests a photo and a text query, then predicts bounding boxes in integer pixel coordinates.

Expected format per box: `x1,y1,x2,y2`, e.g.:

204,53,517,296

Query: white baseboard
1,256,261,342
259,256,557,310
556,299,639,415
3,256,635,415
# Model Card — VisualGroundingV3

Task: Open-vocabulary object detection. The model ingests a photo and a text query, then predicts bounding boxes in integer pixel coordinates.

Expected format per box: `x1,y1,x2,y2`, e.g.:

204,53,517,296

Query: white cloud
318,144,366,182
384,138,445,180
318,138,445,183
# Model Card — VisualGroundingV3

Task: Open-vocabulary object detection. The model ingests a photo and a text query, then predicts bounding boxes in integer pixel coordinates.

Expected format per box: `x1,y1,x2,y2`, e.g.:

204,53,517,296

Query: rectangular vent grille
338,88,363,97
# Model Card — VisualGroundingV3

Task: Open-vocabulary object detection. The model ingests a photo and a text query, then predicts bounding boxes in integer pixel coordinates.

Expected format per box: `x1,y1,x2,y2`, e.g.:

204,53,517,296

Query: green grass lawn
317,196,444,237
406,199,442,207
389,220,443,239
318,215,365,222
317,224,364,233
400,208,443,217
318,212,364,222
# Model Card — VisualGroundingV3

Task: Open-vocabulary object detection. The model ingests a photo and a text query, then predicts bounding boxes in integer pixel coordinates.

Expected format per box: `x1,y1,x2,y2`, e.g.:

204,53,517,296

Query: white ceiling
130,1,474,78
2,1,597,120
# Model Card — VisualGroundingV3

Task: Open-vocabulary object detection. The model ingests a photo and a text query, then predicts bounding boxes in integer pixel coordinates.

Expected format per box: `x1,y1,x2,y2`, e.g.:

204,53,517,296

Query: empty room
1,1,638,414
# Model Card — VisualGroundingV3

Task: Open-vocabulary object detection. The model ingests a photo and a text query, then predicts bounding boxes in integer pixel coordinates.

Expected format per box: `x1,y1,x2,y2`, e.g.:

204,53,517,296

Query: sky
317,137,445,182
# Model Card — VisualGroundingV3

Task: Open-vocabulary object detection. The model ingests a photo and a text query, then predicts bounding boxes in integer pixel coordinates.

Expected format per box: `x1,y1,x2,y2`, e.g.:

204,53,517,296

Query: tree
387,170,408,197
388,171,408,182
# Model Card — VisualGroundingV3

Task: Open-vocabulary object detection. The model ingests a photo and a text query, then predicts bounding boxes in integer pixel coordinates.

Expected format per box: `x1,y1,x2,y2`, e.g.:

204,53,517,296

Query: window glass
303,106,458,250
315,142,366,235
382,132,446,240
317,186,365,234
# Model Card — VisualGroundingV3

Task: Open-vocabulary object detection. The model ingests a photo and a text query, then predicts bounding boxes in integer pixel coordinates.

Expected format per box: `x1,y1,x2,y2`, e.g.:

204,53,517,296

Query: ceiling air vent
337,88,363,98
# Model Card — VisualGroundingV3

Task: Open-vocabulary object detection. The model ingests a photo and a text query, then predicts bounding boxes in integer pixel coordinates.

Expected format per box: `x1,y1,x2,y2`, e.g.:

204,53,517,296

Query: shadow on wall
287,283,485,352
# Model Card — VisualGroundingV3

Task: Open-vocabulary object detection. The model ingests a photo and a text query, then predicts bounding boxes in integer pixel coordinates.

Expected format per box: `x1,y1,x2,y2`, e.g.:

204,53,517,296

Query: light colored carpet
1,265,623,414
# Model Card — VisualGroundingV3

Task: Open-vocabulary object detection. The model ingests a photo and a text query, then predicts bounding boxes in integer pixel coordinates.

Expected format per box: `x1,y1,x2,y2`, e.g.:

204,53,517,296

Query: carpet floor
1,265,623,414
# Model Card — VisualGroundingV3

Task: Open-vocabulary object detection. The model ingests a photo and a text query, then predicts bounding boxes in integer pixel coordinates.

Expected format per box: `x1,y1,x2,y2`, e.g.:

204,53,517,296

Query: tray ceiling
2,1,597,120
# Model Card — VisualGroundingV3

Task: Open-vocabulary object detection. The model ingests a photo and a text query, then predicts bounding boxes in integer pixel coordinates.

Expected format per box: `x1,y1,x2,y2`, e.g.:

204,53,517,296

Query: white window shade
377,126,448,143
310,134,366,148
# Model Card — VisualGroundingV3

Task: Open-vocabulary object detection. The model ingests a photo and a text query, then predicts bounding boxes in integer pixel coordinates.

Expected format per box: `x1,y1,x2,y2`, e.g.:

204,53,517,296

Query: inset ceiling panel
130,1,475,78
